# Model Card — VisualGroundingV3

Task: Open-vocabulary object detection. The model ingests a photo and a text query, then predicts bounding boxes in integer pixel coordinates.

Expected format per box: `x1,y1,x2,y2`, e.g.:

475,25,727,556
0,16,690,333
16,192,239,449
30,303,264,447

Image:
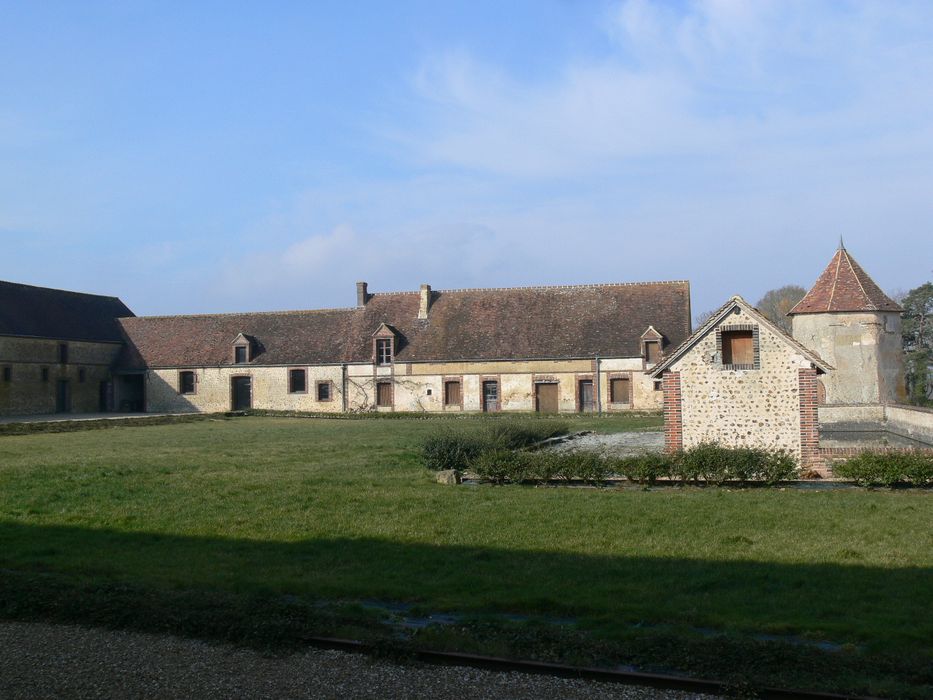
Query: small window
376,338,393,365
78,368,86,383
645,341,660,365
609,377,631,404
289,369,307,394
59,343,68,364
179,371,196,395
722,329,755,366
376,381,392,407
653,380,662,391
41,367,49,382
316,381,332,401
444,380,461,406
234,346,248,364
2,367,10,382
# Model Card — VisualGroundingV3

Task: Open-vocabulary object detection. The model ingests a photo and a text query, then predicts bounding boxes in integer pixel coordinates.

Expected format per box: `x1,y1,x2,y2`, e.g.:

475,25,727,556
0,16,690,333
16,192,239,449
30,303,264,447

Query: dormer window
231,332,254,364
645,341,660,365
235,346,248,364
376,338,393,365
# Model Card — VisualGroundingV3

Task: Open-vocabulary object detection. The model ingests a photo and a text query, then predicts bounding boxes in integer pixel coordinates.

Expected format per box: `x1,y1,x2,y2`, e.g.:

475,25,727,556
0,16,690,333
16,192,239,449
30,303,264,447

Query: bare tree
755,285,807,334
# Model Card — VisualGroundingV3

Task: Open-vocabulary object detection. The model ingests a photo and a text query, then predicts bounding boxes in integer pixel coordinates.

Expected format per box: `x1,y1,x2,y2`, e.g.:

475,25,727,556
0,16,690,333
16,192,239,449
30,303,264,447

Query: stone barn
650,295,831,466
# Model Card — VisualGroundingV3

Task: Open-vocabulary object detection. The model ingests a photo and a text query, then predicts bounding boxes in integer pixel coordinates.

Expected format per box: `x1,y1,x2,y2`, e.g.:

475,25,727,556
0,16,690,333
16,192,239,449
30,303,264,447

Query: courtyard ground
0,415,929,697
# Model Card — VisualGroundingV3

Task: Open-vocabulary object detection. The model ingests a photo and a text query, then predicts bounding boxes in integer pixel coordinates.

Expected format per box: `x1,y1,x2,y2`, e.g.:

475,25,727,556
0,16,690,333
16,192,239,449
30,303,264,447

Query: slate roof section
0,280,134,343
789,246,901,315
117,281,691,368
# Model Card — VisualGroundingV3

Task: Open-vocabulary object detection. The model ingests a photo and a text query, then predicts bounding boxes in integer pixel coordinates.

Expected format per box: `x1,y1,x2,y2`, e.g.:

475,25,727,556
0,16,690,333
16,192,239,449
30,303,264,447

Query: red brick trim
662,371,682,453
798,368,822,469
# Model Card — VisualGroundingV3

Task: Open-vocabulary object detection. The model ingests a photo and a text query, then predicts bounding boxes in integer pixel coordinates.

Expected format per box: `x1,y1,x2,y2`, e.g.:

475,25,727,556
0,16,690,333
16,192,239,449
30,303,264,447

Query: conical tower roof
789,243,901,315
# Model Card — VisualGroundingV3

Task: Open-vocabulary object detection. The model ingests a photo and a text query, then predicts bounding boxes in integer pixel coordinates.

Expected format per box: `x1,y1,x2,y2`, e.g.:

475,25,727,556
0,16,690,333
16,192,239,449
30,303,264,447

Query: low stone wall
818,404,885,431
885,404,933,445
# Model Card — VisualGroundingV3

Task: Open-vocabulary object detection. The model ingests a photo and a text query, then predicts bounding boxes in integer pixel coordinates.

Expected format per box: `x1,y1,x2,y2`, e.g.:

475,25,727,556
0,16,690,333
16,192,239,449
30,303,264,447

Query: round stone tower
789,243,905,405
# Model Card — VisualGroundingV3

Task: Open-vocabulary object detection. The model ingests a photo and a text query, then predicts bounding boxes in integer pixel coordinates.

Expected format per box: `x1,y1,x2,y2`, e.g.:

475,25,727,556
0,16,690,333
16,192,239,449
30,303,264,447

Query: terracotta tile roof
789,246,901,314
117,281,691,368
0,280,134,343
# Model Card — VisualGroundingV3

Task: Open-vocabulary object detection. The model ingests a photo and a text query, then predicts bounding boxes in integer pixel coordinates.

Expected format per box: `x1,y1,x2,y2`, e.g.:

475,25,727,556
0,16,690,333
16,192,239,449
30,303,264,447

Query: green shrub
671,443,798,484
471,449,524,484
758,450,799,485
421,430,487,472
835,451,933,487
619,453,672,484
421,420,571,472
485,419,570,449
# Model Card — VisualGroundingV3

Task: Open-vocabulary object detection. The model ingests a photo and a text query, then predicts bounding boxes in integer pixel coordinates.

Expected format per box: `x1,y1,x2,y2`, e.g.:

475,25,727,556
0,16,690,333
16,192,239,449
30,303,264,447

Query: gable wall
0,336,122,415
669,307,814,458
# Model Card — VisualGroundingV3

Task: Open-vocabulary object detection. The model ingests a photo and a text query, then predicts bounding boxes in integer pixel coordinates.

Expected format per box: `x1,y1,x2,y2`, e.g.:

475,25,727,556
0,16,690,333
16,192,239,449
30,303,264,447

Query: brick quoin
662,371,683,453
798,368,824,472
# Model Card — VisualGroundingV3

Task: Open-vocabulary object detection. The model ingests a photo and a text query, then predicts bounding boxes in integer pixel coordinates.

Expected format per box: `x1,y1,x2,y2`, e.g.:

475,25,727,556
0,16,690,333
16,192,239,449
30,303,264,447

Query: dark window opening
376,381,392,407
653,380,663,391
78,368,86,383
444,380,461,406
234,346,248,364
722,330,755,366
610,377,631,403
58,343,68,364
376,338,393,365
41,367,49,382
2,367,11,382
289,369,307,393
645,341,660,365
180,371,196,395
317,381,332,401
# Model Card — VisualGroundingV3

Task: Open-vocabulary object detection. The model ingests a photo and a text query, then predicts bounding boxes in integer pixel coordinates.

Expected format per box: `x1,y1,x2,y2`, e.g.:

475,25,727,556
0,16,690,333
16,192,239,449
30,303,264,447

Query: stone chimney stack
418,284,432,319
356,281,369,307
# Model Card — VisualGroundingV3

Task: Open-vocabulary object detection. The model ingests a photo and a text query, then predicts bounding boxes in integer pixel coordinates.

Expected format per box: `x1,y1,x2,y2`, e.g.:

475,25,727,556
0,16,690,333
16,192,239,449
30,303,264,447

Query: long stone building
1,279,692,416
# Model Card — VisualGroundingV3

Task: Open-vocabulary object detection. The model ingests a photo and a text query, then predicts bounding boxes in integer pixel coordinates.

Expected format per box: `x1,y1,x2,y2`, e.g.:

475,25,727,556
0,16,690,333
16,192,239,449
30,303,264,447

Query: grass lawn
0,414,930,697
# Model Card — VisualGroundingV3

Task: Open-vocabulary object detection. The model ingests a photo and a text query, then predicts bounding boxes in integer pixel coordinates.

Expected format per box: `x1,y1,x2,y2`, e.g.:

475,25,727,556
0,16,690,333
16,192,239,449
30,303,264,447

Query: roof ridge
125,306,357,321
0,279,123,301
842,249,876,311
372,280,689,296
827,249,842,310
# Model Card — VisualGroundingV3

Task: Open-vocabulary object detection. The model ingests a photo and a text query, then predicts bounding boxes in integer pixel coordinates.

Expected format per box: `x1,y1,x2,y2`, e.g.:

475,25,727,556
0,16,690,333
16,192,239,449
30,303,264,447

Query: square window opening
609,377,631,404
722,329,755,366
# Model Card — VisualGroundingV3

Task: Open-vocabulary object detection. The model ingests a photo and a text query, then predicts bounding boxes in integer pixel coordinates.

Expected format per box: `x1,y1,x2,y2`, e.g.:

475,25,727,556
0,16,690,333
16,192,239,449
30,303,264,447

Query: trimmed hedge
457,441,800,486
833,451,933,487
421,420,570,472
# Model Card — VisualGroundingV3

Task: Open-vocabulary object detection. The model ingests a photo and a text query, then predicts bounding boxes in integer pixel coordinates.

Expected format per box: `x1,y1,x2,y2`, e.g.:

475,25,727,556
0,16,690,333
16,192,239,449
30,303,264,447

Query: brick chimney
418,284,432,319
356,281,369,307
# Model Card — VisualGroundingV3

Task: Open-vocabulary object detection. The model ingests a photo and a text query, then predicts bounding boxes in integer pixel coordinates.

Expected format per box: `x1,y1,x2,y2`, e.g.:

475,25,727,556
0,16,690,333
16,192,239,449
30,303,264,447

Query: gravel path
0,621,720,700
548,430,664,457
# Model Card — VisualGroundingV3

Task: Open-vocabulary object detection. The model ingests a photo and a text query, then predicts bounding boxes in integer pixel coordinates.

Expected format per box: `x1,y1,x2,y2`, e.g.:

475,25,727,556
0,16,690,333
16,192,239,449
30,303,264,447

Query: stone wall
0,336,123,415
886,404,933,445
666,307,818,459
141,357,664,414
792,311,905,404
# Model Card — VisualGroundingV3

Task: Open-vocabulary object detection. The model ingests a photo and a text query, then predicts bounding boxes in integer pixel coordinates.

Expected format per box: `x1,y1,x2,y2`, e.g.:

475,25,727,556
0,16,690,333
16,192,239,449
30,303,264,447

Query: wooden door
578,380,594,413
482,380,499,412
535,383,558,413
232,376,252,410
56,379,71,413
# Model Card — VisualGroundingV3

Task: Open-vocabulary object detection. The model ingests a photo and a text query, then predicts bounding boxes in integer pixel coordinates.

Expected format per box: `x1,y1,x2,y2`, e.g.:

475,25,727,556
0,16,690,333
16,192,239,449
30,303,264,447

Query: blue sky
2,0,931,318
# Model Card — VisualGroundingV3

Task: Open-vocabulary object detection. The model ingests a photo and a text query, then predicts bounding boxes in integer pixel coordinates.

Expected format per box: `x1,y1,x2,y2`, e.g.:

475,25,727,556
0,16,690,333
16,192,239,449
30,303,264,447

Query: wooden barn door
578,380,594,413
535,383,559,413
232,377,252,410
